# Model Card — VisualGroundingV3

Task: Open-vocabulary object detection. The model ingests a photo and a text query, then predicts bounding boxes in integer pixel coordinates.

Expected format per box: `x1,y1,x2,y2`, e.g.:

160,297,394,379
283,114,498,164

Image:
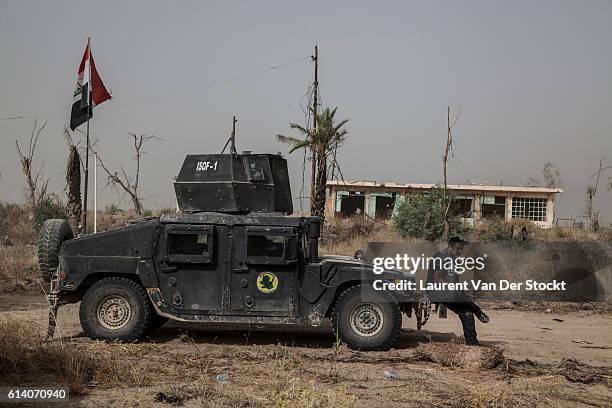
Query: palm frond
288,140,310,153
276,134,305,145
288,123,310,136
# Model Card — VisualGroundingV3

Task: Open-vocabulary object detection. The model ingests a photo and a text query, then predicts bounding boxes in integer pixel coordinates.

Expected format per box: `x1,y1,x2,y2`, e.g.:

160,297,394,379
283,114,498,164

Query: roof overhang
326,180,563,194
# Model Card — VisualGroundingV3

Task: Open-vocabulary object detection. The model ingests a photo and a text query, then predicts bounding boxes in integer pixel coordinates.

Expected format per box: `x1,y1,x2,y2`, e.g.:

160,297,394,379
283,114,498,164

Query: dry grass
1,311,611,406
0,245,39,289
321,217,402,255
0,202,36,245
153,382,262,407
470,217,611,242
320,217,611,257
90,209,144,232
460,382,534,408
457,374,602,408
0,316,146,394
271,342,303,371
273,377,357,408
89,207,176,232
538,225,610,241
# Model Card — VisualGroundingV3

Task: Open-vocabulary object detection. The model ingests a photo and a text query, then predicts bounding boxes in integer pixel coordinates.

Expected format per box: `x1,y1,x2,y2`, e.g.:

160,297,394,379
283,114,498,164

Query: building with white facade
325,180,563,228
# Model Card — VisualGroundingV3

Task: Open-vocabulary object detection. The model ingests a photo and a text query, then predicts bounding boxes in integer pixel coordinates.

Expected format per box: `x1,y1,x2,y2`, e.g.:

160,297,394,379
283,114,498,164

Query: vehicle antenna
310,44,318,210
231,115,238,154
220,115,239,155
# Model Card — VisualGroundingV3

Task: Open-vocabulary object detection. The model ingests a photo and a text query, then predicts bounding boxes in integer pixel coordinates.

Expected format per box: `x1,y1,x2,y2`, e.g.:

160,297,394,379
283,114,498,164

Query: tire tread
37,219,73,282
332,283,402,351
79,277,152,342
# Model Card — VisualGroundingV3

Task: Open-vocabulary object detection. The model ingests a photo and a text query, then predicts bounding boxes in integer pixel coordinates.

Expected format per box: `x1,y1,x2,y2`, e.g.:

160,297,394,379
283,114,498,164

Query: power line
99,55,311,111
0,55,311,121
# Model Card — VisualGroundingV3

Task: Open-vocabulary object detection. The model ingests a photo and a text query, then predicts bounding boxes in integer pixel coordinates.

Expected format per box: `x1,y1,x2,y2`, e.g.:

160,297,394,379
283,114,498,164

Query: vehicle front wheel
80,277,152,342
332,284,401,351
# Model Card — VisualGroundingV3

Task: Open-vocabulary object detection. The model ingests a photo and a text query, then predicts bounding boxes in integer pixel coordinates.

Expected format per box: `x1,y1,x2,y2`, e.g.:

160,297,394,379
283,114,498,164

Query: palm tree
277,107,349,217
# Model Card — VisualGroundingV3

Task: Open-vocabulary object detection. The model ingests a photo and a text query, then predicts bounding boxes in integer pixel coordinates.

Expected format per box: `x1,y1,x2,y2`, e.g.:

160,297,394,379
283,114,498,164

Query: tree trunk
130,193,143,216
442,106,451,239
310,148,317,215
312,149,327,218
65,145,82,235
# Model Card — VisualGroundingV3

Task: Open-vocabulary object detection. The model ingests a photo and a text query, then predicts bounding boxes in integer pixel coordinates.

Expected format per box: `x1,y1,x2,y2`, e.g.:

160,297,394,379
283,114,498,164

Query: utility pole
310,44,319,213
230,115,237,154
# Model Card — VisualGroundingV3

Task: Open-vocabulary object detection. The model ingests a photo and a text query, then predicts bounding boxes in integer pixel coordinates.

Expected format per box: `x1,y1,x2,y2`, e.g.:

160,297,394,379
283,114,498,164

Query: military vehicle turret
38,151,427,350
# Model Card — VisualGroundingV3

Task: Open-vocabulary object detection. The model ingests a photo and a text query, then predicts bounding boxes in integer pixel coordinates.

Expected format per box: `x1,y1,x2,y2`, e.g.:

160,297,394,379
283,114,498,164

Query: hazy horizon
1,1,611,224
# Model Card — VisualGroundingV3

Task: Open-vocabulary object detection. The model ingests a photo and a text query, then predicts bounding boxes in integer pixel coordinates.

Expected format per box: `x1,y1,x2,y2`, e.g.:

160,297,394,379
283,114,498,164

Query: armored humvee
38,152,427,350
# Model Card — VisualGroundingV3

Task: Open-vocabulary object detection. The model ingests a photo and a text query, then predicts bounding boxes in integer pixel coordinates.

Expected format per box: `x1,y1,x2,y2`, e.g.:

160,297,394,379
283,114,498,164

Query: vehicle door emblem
256,272,278,293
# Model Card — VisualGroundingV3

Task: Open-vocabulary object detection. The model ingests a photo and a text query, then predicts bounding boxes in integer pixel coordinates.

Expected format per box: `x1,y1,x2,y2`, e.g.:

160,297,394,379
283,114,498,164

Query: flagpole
82,35,92,234
82,120,90,234
94,152,97,233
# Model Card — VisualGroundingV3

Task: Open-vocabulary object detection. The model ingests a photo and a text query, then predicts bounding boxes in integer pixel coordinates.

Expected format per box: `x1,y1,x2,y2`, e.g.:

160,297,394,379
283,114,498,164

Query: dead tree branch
95,133,162,216
15,118,49,209
443,106,461,196
585,159,612,231
442,106,461,239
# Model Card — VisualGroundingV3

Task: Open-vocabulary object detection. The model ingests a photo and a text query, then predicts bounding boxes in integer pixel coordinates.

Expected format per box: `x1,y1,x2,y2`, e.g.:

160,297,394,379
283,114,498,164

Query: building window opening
512,197,547,221
336,191,365,217
450,197,473,218
482,195,506,218
374,193,396,219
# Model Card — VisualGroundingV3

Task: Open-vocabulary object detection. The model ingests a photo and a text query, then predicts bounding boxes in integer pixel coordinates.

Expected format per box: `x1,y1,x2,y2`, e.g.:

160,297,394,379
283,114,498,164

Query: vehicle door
230,226,299,317
158,224,228,313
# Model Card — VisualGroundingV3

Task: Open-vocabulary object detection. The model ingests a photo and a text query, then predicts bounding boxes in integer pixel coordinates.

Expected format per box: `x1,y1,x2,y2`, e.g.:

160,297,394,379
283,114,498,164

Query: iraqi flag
70,37,111,130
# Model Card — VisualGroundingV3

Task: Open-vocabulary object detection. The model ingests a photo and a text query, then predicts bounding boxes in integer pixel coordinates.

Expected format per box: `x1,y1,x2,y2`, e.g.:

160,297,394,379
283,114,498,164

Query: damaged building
324,180,563,228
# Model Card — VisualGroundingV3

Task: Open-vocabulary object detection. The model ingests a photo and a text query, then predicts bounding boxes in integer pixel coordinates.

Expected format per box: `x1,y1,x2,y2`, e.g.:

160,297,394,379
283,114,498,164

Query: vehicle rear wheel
37,219,74,282
80,277,152,342
332,284,401,351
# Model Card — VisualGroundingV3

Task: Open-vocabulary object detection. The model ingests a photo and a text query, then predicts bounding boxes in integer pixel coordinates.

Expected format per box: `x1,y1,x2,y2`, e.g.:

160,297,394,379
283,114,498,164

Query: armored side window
247,158,266,182
246,227,298,265
165,225,213,264
247,235,284,258
168,233,209,256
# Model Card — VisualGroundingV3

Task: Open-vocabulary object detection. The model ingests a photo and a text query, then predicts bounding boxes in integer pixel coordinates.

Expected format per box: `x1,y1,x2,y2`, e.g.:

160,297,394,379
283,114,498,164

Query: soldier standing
428,236,489,346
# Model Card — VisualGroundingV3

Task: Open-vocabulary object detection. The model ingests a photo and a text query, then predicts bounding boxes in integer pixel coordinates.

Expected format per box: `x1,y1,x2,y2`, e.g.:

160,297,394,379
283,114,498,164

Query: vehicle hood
59,219,160,258
319,254,408,279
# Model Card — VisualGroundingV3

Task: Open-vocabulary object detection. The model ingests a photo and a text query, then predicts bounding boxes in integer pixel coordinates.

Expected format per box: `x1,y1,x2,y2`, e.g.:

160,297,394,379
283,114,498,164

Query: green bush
33,199,66,231
393,187,463,241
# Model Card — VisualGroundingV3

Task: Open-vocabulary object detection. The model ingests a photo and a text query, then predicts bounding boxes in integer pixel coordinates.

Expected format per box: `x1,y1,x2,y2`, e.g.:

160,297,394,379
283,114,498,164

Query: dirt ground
1,291,611,407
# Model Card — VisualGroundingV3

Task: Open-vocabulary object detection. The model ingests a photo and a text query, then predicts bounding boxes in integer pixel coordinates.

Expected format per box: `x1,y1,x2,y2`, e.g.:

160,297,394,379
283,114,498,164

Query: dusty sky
1,0,611,223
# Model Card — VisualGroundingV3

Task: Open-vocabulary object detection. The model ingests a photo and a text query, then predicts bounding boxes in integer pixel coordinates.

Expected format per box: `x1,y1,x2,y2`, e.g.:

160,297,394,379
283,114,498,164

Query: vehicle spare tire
37,219,74,282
